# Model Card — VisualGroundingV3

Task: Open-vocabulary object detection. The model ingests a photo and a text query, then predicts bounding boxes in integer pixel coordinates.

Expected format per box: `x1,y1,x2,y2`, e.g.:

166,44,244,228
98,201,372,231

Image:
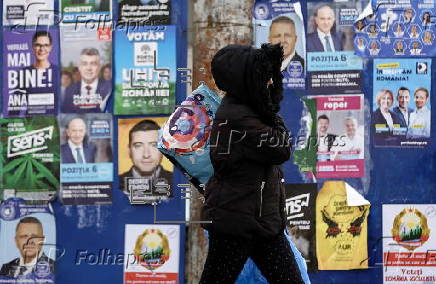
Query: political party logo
134,42,157,66
0,202,17,221
134,229,170,271
287,61,303,78
392,208,430,251
416,62,428,74
7,126,54,158
286,193,310,220
34,260,51,278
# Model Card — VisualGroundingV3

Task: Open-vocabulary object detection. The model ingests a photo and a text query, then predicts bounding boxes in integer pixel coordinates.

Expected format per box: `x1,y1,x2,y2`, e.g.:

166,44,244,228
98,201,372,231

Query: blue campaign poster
253,0,306,90
354,0,436,57
306,1,366,94
372,58,432,147
114,25,177,115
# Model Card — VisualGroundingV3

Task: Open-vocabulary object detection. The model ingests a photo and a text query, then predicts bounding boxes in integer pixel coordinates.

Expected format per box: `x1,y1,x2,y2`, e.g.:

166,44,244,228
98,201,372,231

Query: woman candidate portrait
372,89,403,144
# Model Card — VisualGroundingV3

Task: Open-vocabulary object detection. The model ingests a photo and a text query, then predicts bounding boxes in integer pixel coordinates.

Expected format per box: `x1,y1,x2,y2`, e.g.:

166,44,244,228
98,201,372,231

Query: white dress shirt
410,48,421,55
381,111,394,128
317,135,329,152
331,134,364,160
408,106,431,138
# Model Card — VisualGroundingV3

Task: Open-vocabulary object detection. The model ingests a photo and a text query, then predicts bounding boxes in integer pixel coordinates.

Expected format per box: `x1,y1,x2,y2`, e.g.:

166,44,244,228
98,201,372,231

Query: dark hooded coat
201,44,291,240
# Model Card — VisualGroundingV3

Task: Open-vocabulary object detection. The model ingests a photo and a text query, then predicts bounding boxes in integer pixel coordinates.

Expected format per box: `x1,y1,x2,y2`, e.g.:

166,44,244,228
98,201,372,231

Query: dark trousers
199,232,304,284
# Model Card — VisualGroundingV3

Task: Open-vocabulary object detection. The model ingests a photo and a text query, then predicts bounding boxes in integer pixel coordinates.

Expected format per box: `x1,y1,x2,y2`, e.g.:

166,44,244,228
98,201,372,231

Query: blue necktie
324,35,333,52
76,148,84,163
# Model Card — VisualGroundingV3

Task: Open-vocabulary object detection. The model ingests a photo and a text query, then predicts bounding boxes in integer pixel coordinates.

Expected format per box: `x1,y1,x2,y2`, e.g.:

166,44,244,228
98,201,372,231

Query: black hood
211,44,284,125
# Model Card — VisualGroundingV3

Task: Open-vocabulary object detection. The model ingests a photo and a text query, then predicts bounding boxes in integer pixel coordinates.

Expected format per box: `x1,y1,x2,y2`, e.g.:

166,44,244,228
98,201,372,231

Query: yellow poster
316,181,370,270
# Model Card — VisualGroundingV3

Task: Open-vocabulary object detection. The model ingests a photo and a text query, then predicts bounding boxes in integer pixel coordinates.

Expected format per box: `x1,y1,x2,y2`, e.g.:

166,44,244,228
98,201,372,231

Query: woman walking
200,43,304,284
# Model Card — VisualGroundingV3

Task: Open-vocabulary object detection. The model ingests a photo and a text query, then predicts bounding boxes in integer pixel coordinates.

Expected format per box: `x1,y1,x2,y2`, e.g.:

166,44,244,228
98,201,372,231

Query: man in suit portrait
403,9,413,23
307,4,343,52
61,117,96,164
369,41,380,55
410,41,422,55
268,16,305,71
0,217,54,278
409,25,419,39
393,87,412,127
368,24,378,38
394,41,405,55
356,38,366,51
317,114,337,161
408,87,431,138
119,120,172,196
62,48,112,113
331,117,364,160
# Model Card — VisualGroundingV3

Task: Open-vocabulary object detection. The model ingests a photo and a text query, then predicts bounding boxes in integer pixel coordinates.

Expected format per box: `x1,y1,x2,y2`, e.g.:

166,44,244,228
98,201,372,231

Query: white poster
124,224,180,284
383,204,436,283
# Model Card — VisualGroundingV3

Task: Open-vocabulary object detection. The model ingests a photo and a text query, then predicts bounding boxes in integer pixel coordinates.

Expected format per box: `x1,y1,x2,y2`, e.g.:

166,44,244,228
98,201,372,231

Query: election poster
60,24,112,113
2,0,54,26
253,0,306,90
118,0,171,26
383,204,436,283
61,0,111,24
354,1,436,57
124,224,180,284
2,28,59,117
285,183,317,272
59,114,113,205
118,118,173,205
316,181,370,270
373,59,431,147
294,95,365,179
114,26,176,115
0,198,56,283
0,117,59,202
307,1,365,94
